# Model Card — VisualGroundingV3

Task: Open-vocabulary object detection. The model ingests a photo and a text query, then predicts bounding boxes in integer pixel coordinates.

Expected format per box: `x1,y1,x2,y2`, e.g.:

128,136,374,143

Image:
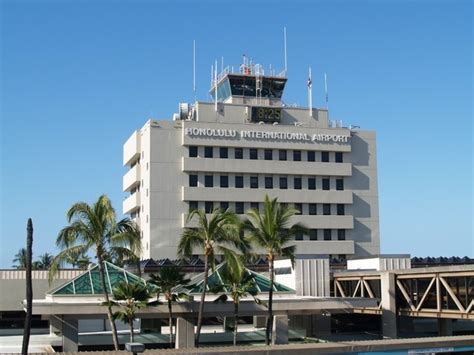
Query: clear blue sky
1,0,472,267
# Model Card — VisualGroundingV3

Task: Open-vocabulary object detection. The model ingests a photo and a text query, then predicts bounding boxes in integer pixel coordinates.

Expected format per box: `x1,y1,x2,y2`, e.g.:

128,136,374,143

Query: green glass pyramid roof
186,263,294,294
51,261,156,295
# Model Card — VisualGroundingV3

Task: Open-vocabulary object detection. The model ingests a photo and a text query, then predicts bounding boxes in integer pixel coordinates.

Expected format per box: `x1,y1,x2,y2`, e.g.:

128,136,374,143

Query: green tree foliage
13,248,27,269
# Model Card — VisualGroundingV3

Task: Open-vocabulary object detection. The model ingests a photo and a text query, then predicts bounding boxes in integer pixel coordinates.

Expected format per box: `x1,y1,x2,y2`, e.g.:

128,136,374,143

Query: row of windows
189,201,346,216
190,174,344,190
295,229,347,241
189,146,344,163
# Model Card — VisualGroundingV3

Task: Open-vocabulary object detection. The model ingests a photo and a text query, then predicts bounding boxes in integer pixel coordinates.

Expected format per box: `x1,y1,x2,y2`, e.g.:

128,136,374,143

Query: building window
235,202,244,214
324,229,332,240
250,176,259,189
189,201,198,212
293,150,301,161
323,204,331,215
220,201,229,211
279,150,287,161
279,177,288,189
189,174,198,187
307,151,315,162
234,148,243,159
322,178,330,190
220,175,229,188
250,148,258,160
220,147,228,159
294,177,302,190
204,146,213,158
189,146,198,157
295,231,303,241
205,201,213,213
235,176,244,188
294,203,302,215
337,204,345,216
250,202,259,211
309,229,318,240
205,175,213,187
338,229,346,240
308,177,316,190
321,151,329,162
309,203,317,215
265,176,273,189
335,152,343,163
336,179,344,191
264,149,273,160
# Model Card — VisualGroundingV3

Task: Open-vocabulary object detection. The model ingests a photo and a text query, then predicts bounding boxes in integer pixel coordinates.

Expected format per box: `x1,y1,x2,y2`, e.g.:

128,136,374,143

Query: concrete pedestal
272,315,288,345
380,272,397,339
175,317,194,349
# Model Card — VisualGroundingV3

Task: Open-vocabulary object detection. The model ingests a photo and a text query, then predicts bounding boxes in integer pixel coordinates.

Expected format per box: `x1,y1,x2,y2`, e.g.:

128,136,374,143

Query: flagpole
214,60,218,112
324,72,328,110
308,66,313,117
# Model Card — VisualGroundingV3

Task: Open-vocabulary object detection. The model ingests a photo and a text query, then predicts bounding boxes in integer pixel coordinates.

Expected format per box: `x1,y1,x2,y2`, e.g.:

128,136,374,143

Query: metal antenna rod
324,72,329,110
308,66,313,117
284,27,288,75
214,60,218,112
193,40,196,102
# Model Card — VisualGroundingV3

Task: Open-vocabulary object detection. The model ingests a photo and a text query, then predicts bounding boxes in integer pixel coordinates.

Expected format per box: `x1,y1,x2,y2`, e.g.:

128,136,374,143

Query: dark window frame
189,174,198,187
307,151,315,162
264,149,273,160
335,152,343,163
324,229,332,241
309,203,317,215
265,176,273,189
205,175,214,188
220,147,228,159
249,148,258,160
308,177,316,190
189,146,198,158
293,150,302,161
321,151,329,162
234,148,243,159
322,178,330,190
323,204,331,215
250,176,259,189
279,150,287,161
235,176,244,188
294,177,302,190
336,179,344,191
279,176,288,189
220,175,229,188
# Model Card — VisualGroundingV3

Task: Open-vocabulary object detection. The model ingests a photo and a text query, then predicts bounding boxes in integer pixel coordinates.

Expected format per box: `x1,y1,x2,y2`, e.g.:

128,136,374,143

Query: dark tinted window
234,148,243,159
307,151,315,162
235,202,244,214
323,204,331,215
337,204,345,216
204,146,213,158
189,201,198,212
264,149,273,160
336,179,344,191
324,229,332,240
294,203,302,215
220,175,229,188
308,177,316,190
279,177,288,189
250,176,258,189
322,178,330,190
309,203,317,215
265,176,273,189
220,147,228,159
189,175,198,187
250,148,258,160
321,151,329,162
235,176,244,188
205,201,213,213
309,229,318,241
293,150,301,161
295,231,303,241
189,146,198,157
294,177,302,190
205,175,213,187
220,202,229,211
250,202,259,211
335,152,343,163
338,229,346,240
279,150,287,161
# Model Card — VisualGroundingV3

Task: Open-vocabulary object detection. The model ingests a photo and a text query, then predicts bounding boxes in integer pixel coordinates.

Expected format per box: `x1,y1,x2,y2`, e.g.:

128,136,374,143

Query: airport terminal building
122,61,380,261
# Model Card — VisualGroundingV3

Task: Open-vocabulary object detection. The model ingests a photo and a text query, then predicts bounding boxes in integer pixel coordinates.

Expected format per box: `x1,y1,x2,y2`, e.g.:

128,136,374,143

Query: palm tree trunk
168,299,173,347
97,255,120,350
266,256,274,346
233,302,239,346
195,252,209,347
22,219,33,355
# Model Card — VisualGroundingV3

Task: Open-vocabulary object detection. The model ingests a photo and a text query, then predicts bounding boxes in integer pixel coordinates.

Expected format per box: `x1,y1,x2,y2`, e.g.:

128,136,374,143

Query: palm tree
242,195,306,345
106,282,151,343
178,208,240,346
149,266,190,347
211,253,260,346
49,194,141,350
37,253,54,269
22,218,33,355
64,249,91,269
13,248,27,269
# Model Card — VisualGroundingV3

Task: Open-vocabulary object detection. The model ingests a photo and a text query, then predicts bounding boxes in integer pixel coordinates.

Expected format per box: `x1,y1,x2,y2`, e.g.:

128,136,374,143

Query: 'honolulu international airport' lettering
184,127,350,143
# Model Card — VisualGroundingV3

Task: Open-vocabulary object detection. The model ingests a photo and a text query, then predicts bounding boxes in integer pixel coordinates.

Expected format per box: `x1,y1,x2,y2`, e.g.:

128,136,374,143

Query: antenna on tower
193,40,196,102
283,27,288,75
214,59,218,112
324,72,329,110
308,66,313,117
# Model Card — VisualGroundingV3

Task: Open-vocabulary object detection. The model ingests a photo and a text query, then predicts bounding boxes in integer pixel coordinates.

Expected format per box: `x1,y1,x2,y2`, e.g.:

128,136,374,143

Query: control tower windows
336,152,343,163
322,178,330,190
307,151,315,162
308,177,316,190
264,149,273,160
234,148,243,159
336,179,344,191
189,175,198,187
322,151,329,162
250,176,259,188
189,146,198,157
205,201,213,213
293,150,301,161
279,177,288,189
205,175,214,187
294,177,302,190
204,146,213,158
235,176,244,188
265,176,273,189
220,147,228,159
250,148,258,160
279,150,287,161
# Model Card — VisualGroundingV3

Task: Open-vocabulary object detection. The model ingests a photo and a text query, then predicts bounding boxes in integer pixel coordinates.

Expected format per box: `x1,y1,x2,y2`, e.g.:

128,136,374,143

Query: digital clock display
250,106,282,123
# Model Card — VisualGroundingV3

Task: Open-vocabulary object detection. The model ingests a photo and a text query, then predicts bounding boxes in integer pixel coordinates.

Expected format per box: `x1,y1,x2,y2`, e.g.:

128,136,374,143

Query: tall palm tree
211,253,260,346
242,195,306,345
22,218,33,355
13,248,27,269
64,249,91,269
37,253,54,270
105,282,151,343
49,194,141,350
178,208,240,347
149,266,190,347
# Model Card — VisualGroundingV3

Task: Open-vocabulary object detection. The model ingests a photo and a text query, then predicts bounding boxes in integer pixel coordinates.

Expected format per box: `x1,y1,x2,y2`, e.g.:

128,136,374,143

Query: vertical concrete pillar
438,319,453,336
62,317,79,352
380,272,397,339
272,315,288,345
175,317,194,349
